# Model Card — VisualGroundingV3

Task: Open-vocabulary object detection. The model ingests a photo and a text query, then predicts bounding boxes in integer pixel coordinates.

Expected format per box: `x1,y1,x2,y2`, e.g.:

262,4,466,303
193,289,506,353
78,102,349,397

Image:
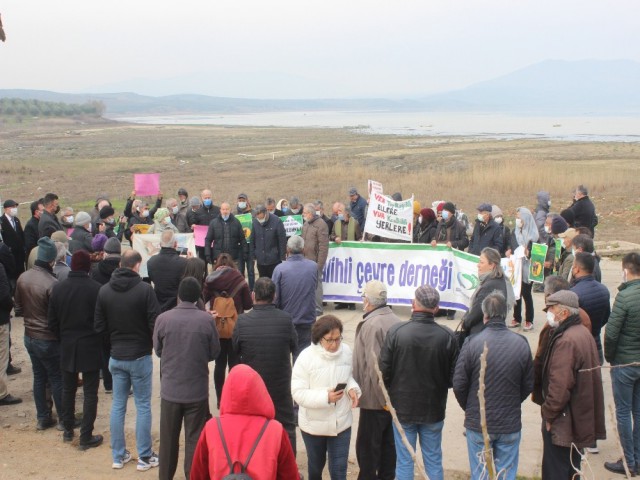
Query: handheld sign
281,215,303,237
134,173,160,197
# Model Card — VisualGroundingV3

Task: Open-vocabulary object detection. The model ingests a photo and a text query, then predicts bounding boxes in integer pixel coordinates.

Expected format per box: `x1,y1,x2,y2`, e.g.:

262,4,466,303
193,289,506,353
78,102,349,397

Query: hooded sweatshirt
94,267,160,360
190,365,299,480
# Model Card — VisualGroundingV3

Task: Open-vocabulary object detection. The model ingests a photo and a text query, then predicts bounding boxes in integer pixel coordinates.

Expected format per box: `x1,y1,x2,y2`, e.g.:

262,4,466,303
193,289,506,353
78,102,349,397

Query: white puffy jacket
291,342,361,436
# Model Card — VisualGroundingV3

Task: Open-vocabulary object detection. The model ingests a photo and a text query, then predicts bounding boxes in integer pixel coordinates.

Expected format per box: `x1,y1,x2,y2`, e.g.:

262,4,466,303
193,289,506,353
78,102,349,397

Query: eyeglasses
322,335,343,345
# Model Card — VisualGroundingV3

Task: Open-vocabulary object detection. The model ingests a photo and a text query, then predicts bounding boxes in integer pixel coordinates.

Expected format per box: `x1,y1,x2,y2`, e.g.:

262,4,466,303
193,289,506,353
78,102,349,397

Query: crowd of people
0,181,638,480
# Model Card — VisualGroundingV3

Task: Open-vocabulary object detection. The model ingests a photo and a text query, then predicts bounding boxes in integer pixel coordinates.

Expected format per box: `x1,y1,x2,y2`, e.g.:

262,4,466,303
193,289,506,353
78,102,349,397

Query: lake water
112,111,640,142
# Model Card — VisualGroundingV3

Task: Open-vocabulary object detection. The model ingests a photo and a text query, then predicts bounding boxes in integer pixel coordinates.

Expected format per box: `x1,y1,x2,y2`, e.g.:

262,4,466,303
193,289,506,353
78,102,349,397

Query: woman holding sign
506,207,539,331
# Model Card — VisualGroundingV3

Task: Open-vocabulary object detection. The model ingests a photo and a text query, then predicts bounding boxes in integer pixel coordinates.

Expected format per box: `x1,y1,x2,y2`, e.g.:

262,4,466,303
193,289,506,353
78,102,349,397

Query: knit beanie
420,208,436,223
436,202,445,213
413,200,421,215
91,233,108,252
551,216,569,235
179,277,202,303
70,250,91,273
442,202,456,214
37,237,57,263
104,237,122,255
99,205,115,220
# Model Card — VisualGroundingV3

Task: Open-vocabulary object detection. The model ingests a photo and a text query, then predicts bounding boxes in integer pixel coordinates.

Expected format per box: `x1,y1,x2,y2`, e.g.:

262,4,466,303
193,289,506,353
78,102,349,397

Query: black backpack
217,417,270,479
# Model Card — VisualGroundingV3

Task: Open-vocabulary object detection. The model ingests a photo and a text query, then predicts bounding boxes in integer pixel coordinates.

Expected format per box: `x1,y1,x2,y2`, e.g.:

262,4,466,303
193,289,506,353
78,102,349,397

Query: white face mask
172,206,179,215
238,202,247,210
546,311,559,328
623,269,629,283
165,217,172,225
477,213,484,222
418,216,423,224
66,215,74,223
548,200,552,207
544,225,551,234
494,216,503,225
9,208,18,217
141,210,149,218
515,218,523,228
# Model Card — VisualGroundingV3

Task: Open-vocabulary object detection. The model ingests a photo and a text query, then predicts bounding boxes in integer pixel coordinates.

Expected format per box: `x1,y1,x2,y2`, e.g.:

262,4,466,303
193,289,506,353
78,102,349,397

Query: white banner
367,179,383,197
363,193,414,242
322,242,480,311
501,246,524,300
132,233,196,278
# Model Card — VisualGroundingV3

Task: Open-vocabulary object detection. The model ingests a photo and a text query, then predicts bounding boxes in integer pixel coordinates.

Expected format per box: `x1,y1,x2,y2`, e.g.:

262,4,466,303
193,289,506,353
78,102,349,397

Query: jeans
393,421,444,480
293,324,312,364
109,355,153,462
63,370,99,442
24,336,63,420
466,429,521,480
301,427,351,480
594,335,604,366
356,408,396,480
611,365,640,468
214,338,238,406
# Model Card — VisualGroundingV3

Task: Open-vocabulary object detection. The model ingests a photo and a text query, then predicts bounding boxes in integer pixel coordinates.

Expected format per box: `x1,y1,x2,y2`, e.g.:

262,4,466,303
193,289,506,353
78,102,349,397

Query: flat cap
544,290,579,311
477,203,493,213
363,280,387,304
415,285,440,309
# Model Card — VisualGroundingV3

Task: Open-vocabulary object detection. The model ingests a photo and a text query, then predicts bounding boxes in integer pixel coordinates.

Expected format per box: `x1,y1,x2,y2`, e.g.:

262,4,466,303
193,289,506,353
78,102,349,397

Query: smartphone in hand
334,383,347,392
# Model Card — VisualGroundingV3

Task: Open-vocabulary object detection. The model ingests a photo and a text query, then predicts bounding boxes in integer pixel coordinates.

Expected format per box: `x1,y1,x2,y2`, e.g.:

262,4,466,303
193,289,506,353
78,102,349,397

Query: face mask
418,216,423,224
141,210,149,218
165,217,172,225
238,202,247,210
87,223,92,232
544,225,551,234
258,217,267,225
282,207,289,213
571,248,576,256
203,199,212,207
106,218,115,226
515,218,523,228
221,214,230,221
9,208,18,217
546,311,559,328
172,206,179,215
623,269,628,283
494,216,503,225
315,210,321,216
66,215,74,223
442,211,450,221
548,200,552,207
290,208,300,214
477,214,484,222
337,214,344,221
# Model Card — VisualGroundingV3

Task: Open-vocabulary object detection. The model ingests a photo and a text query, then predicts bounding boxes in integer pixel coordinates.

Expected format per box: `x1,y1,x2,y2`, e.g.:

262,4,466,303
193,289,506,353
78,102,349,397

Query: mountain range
1,59,639,115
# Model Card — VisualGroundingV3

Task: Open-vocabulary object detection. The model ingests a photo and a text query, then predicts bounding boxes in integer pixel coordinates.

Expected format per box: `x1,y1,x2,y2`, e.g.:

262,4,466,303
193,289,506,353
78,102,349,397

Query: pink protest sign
134,173,160,196
193,225,209,248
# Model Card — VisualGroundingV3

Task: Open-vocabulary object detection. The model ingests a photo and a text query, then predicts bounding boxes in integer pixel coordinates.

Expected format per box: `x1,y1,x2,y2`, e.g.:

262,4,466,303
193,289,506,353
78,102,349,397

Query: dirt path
0,256,631,479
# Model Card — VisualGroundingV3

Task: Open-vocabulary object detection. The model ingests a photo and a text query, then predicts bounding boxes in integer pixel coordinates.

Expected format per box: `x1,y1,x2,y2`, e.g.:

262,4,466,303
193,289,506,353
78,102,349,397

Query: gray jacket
453,318,533,434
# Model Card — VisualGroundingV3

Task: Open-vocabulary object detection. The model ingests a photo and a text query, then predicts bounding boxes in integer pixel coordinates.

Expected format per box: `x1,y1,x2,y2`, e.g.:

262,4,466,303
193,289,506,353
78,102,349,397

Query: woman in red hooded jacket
190,364,299,480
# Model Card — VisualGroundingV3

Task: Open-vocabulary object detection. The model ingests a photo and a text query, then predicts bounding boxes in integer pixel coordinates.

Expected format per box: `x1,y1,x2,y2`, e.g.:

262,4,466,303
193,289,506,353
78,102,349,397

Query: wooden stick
579,362,640,373
373,351,429,480
478,342,496,479
609,404,633,478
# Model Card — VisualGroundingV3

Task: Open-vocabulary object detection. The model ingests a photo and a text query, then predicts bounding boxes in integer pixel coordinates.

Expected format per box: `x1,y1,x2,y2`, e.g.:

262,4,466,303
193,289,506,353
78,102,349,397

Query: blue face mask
221,214,230,221
282,207,289,213
203,199,212,207
442,211,450,221
337,214,345,221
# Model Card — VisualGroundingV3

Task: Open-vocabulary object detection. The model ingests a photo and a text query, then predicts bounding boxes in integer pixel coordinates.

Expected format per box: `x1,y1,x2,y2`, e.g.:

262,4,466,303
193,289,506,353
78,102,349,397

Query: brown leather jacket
302,216,329,269
15,264,58,341
541,314,606,448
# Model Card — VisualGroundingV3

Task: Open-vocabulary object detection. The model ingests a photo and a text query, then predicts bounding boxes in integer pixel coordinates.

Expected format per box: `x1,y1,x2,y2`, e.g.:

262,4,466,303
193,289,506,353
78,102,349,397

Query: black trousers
514,281,534,323
159,398,210,480
214,338,238,405
541,422,582,479
257,263,279,279
62,369,99,442
356,408,396,480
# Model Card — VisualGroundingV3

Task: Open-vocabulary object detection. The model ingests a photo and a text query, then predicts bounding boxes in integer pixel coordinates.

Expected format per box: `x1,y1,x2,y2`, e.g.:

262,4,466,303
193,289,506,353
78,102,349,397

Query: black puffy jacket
571,275,610,337
453,318,533,434
468,219,504,256
204,214,245,263
147,247,187,312
379,312,459,424
250,213,287,266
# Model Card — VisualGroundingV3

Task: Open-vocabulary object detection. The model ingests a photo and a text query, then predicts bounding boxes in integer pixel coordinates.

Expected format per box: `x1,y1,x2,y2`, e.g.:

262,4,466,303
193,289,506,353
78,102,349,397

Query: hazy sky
1,1,638,98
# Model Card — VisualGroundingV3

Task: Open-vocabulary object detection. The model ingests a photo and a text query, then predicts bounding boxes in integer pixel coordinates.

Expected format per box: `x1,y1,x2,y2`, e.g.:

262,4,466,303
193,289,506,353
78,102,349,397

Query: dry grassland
0,118,639,242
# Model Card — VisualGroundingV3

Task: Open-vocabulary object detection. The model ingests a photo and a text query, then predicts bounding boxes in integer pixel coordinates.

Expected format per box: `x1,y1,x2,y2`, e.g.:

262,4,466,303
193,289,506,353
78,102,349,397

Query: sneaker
104,388,113,394
137,452,159,471
63,430,74,443
508,319,520,329
523,322,534,331
585,446,599,454
604,459,635,476
112,450,132,469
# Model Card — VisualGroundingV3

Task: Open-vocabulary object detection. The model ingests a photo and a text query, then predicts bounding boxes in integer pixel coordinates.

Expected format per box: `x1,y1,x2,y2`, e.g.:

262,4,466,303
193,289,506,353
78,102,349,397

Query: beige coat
352,306,402,410
302,216,329,269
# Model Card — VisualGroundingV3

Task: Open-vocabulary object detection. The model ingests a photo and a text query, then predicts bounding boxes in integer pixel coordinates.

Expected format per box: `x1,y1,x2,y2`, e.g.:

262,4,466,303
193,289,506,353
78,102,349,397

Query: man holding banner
251,205,287,279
